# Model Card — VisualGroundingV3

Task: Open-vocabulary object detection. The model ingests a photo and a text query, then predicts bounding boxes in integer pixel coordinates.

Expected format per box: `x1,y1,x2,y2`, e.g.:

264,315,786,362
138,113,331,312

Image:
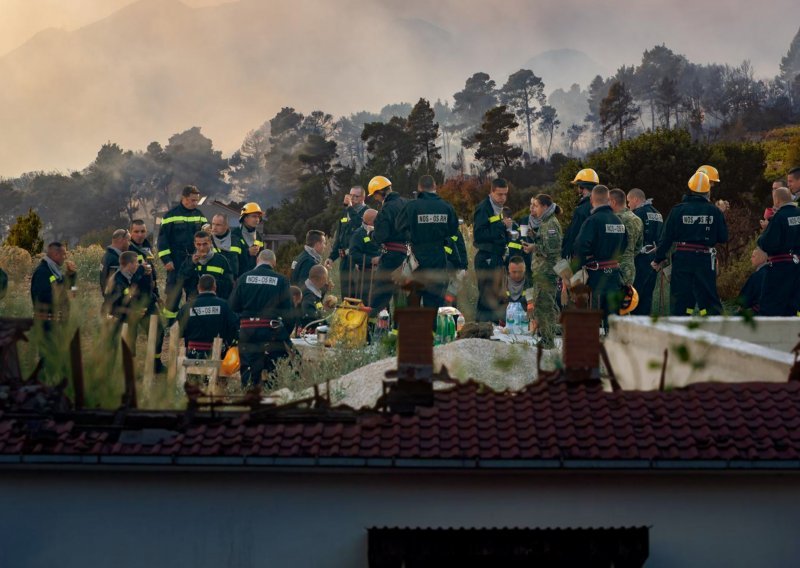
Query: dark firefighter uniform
508,215,532,276
99,246,123,293
211,231,240,279
179,252,234,301
756,202,800,316
230,225,265,277
654,194,728,316
329,204,366,296
348,225,381,304
575,204,627,322
738,264,766,314
444,225,468,305
631,200,664,315
397,192,459,309
102,266,152,326
371,191,409,316
561,194,592,260
229,263,296,388
31,259,76,328
129,238,165,366
290,248,321,287
473,196,509,322
157,203,207,322
177,291,239,358
299,286,327,331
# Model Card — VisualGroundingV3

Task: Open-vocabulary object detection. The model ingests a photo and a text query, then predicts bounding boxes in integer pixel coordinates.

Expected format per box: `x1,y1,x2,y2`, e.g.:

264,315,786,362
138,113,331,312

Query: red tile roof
2,379,800,468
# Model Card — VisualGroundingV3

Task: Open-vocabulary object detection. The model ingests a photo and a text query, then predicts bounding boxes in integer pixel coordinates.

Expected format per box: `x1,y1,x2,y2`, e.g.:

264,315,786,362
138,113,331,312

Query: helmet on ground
696,165,720,183
240,202,263,219
220,346,240,376
619,285,639,315
688,171,711,193
368,176,392,196
572,168,600,185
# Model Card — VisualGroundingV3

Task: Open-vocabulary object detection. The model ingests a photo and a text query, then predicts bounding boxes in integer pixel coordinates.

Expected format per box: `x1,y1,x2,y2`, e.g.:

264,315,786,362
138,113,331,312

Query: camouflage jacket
616,208,643,285
530,215,562,276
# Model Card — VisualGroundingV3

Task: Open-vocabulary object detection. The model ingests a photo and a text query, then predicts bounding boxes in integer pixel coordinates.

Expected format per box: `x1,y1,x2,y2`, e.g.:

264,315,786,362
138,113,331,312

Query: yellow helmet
572,168,600,185
240,202,263,217
619,285,639,315
696,165,720,183
688,171,711,194
368,175,392,196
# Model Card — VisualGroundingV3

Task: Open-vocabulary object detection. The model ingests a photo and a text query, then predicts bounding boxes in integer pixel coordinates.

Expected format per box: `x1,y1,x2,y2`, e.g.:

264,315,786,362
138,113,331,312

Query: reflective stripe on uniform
162,308,178,318
363,237,371,243
160,215,207,225
315,302,323,310
158,249,172,258
49,275,57,283
123,288,130,296
508,242,523,250
444,246,453,254
451,235,458,241
230,246,242,253
202,265,225,274
489,215,501,223
340,217,349,223
254,240,264,247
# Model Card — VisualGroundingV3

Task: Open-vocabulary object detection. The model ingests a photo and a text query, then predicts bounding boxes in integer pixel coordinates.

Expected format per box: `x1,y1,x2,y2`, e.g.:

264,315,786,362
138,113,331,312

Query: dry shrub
67,245,104,286
0,246,33,282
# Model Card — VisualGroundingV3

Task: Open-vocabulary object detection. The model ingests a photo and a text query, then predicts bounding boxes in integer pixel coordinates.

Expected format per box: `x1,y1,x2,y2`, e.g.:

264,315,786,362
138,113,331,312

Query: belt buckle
269,319,283,329
794,255,799,265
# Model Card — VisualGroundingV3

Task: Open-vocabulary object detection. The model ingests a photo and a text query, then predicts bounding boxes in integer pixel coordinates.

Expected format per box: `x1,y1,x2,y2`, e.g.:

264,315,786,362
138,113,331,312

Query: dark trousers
759,262,800,316
587,268,623,328
164,263,185,323
370,251,405,317
631,253,657,315
339,255,354,298
475,250,505,322
239,327,291,388
670,251,722,316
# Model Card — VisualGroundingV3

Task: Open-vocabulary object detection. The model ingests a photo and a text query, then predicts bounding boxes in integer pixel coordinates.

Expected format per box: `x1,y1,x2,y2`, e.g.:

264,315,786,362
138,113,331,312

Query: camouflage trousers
531,270,558,349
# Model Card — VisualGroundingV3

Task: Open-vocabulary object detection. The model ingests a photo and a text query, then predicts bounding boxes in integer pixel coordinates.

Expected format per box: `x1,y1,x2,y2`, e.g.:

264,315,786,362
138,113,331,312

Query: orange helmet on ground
619,285,639,315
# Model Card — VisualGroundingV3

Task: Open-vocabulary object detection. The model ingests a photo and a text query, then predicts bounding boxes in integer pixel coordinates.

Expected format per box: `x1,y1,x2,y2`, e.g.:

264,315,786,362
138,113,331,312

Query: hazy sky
0,0,797,176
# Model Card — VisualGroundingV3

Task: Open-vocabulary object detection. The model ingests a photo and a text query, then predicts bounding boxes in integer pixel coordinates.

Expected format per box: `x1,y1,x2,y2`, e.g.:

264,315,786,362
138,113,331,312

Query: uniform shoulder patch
647,212,663,222
417,213,448,224
291,261,298,269
788,216,800,226
191,305,222,316
605,224,625,233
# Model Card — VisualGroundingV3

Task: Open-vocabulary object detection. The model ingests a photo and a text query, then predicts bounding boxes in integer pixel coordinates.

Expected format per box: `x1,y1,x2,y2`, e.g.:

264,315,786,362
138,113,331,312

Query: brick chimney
381,307,437,413
560,308,602,381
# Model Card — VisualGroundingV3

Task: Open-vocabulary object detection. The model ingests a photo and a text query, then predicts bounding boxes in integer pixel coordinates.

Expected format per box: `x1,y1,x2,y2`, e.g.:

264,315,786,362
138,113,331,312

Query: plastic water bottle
519,305,529,335
456,314,465,333
434,313,444,345
505,303,516,334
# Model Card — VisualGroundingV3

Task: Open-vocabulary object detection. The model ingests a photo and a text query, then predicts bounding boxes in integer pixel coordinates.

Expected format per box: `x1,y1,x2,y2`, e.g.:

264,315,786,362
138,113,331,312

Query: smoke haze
0,0,797,176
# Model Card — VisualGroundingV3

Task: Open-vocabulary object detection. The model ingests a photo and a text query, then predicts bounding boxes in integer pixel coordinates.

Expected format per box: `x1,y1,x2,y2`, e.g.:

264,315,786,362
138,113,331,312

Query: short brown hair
182,185,200,197
305,230,325,247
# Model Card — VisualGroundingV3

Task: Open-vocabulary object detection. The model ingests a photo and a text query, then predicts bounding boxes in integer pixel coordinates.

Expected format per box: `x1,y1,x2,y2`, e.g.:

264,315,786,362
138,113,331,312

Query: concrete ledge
605,316,794,390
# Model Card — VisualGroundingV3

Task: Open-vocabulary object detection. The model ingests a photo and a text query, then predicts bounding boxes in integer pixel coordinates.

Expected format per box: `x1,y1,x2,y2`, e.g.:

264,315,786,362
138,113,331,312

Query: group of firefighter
28,164,800,388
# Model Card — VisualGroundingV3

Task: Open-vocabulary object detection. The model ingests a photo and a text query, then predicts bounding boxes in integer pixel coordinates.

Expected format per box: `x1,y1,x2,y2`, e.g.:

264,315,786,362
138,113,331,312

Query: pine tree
599,82,641,145
780,27,800,105
5,209,44,255
406,98,441,170
500,69,546,157
465,106,523,173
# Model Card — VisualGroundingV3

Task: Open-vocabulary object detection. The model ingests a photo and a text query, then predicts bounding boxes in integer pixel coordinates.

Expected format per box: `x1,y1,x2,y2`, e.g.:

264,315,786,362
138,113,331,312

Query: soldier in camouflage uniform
609,188,643,287
522,194,562,349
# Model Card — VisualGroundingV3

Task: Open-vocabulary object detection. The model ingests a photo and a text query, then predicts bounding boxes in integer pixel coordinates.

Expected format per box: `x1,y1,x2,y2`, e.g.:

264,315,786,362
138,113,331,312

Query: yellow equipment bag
327,297,370,348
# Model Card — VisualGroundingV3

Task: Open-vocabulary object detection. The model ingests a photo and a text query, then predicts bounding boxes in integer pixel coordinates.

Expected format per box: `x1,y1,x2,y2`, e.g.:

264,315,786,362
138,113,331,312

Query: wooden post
121,338,137,409
142,315,158,384
207,337,223,396
69,329,85,410
167,321,181,384
175,344,188,390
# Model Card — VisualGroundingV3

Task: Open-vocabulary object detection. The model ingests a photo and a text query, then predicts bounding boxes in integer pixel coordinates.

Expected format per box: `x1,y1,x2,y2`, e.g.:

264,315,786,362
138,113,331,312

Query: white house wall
1,469,798,567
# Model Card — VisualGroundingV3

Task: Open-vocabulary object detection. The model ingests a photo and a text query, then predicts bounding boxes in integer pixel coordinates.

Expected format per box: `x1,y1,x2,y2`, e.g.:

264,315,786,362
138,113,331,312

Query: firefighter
609,188,643,288
157,185,208,326
328,186,367,296
756,186,800,316
31,242,77,329
523,193,562,348
561,168,598,260
99,229,130,293
396,175,459,309
129,219,165,373
291,230,327,286
737,248,768,314
368,175,408,318
473,178,511,322
177,274,238,360
627,188,663,315
574,185,628,325
229,249,296,388
230,202,265,277
179,231,234,301
348,208,381,303
504,256,529,314
102,251,152,334
444,220,468,306
652,172,728,316
299,264,338,331
210,214,240,278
